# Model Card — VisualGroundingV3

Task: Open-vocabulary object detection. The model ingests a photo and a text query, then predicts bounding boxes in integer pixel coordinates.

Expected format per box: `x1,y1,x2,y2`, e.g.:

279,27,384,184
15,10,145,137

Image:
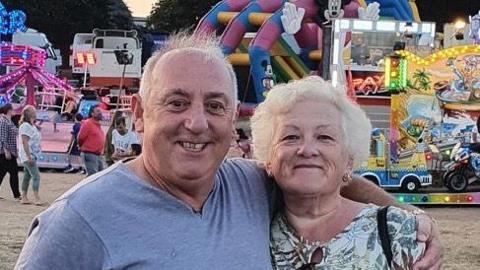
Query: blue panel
365,0,413,21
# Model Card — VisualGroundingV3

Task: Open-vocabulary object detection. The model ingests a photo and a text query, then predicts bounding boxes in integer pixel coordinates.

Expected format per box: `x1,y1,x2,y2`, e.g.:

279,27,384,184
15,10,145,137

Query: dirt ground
1,172,480,270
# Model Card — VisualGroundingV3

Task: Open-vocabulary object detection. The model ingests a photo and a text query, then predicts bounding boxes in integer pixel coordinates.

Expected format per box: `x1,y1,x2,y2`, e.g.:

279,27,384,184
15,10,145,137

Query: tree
147,0,220,33
3,0,134,67
412,69,432,91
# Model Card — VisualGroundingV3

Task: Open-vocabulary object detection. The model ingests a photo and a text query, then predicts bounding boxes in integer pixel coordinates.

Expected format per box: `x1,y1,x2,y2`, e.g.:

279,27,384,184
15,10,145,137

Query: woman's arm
21,134,33,165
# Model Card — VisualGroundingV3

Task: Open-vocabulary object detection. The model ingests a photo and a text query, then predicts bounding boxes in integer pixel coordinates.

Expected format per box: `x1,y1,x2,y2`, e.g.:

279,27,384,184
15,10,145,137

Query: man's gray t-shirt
15,159,273,269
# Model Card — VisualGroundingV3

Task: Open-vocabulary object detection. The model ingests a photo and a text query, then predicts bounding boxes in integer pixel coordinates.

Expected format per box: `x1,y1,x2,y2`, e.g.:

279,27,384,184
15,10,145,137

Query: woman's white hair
139,32,238,105
250,76,372,168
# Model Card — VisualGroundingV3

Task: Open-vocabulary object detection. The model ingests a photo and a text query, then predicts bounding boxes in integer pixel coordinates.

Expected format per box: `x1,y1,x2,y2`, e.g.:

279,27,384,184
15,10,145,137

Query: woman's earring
342,172,352,183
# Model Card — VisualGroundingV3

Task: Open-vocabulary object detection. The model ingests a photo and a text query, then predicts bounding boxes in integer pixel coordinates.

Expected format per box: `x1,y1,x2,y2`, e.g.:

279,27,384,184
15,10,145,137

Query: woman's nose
296,140,320,157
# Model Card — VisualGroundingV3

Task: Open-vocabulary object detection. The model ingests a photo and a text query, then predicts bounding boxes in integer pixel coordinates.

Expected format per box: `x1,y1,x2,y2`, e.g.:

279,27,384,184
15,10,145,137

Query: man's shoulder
220,158,262,175
54,164,133,211
218,158,269,187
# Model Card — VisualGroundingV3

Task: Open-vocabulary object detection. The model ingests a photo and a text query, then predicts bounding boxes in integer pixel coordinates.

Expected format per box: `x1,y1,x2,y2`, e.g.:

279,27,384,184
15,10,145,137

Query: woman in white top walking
18,105,44,205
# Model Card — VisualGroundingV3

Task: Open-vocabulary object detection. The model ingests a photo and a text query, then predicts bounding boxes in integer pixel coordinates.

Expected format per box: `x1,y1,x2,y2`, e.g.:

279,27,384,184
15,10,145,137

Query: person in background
0,103,21,201
64,113,84,174
18,105,44,205
236,128,252,158
77,105,105,176
104,111,123,166
111,116,139,162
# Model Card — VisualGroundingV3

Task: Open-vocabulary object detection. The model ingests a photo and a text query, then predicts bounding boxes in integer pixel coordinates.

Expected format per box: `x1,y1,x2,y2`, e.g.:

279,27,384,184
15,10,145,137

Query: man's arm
342,175,443,269
341,175,415,210
15,201,107,269
77,122,88,147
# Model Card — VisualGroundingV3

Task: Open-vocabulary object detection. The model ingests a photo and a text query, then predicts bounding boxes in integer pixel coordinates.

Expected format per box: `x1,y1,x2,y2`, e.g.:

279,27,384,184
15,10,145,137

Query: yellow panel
217,12,273,27
217,12,238,25
248,12,273,27
273,56,300,80
284,57,308,77
357,0,367,8
409,0,421,22
308,50,322,62
227,53,250,66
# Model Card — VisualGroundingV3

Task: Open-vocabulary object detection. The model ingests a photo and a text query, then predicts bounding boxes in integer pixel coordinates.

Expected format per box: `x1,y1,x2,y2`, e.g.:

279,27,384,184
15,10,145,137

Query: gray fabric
15,159,273,270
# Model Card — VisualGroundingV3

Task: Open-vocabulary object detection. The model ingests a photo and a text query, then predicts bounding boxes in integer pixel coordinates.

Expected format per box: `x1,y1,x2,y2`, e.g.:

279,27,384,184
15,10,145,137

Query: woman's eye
283,135,299,141
318,135,333,141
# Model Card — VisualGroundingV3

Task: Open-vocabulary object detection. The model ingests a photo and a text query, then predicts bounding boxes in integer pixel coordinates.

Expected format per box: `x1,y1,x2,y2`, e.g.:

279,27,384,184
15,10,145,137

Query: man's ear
131,94,144,133
235,102,240,120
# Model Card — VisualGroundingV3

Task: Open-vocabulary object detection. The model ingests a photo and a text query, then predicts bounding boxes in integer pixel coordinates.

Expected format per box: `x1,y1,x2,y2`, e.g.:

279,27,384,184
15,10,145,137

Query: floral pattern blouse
270,204,425,270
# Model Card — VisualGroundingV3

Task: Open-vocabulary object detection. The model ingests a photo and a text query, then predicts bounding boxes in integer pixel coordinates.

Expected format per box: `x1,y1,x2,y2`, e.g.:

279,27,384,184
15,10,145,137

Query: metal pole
83,63,88,88
321,23,333,80
116,63,127,109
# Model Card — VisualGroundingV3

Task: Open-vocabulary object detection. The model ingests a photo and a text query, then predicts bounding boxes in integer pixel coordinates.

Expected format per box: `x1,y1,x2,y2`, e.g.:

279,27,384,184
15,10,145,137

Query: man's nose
184,105,209,133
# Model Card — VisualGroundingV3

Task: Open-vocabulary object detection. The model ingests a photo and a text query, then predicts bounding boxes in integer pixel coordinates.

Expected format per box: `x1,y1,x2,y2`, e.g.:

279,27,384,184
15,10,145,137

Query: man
111,116,139,161
0,103,21,201
15,33,442,269
77,105,105,175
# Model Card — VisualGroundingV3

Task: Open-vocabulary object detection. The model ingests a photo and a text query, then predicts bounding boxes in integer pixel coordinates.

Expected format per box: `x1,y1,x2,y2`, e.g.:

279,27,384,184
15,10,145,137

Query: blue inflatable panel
366,0,413,21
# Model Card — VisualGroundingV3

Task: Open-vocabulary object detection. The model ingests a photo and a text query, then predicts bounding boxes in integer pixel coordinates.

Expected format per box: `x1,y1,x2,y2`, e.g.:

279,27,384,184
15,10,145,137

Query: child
64,113,85,173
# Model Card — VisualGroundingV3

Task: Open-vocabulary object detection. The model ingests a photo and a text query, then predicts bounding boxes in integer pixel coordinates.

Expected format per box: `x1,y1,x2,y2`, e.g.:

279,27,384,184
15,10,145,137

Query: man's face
92,107,102,121
116,123,127,135
141,50,235,183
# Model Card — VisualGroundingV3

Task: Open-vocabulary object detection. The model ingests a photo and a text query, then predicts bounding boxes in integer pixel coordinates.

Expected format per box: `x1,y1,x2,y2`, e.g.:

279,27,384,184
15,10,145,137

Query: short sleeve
387,207,425,269
111,130,118,145
19,124,34,138
15,201,109,270
129,132,139,144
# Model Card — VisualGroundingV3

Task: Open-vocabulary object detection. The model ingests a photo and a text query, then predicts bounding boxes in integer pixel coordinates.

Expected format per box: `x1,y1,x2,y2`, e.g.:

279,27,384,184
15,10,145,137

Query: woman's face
268,100,351,197
28,109,36,123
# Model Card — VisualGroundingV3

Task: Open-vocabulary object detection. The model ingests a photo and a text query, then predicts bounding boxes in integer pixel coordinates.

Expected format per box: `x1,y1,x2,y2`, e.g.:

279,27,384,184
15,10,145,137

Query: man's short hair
75,113,83,122
115,116,126,127
88,105,99,118
139,32,238,105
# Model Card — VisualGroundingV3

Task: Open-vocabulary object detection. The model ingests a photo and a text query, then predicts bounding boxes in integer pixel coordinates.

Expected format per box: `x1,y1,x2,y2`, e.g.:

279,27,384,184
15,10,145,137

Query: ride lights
384,56,407,91
394,45,480,66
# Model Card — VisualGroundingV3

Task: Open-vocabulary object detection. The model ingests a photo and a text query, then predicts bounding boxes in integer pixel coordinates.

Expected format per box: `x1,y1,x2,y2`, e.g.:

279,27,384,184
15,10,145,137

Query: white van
70,29,142,88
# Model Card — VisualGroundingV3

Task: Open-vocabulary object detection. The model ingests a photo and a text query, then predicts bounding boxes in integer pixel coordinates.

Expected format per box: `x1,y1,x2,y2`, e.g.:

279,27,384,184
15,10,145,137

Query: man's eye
168,100,189,110
206,102,225,113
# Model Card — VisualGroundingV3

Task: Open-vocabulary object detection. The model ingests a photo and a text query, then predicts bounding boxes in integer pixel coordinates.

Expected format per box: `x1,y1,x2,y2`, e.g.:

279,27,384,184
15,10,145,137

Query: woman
251,77,424,269
18,105,43,205
104,110,123,166
0,103,21,201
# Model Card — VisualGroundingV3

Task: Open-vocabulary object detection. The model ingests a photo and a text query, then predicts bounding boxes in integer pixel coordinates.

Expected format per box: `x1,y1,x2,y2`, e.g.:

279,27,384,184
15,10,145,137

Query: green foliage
412,69,432,91
147,0,220,33
3,0,134,67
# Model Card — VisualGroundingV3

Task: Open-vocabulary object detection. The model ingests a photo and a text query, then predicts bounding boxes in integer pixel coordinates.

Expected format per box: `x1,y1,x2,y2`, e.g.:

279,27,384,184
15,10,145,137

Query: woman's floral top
270,204,425,269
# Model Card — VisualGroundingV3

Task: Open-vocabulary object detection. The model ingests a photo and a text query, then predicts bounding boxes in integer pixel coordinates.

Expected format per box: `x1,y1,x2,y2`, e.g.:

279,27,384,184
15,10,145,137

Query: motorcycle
443,143,480,192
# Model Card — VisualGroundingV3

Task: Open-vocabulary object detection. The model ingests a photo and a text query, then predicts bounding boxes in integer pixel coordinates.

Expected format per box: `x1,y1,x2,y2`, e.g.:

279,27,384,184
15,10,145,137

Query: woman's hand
4,150,12,160
27,157,35,166
413,214,443,269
